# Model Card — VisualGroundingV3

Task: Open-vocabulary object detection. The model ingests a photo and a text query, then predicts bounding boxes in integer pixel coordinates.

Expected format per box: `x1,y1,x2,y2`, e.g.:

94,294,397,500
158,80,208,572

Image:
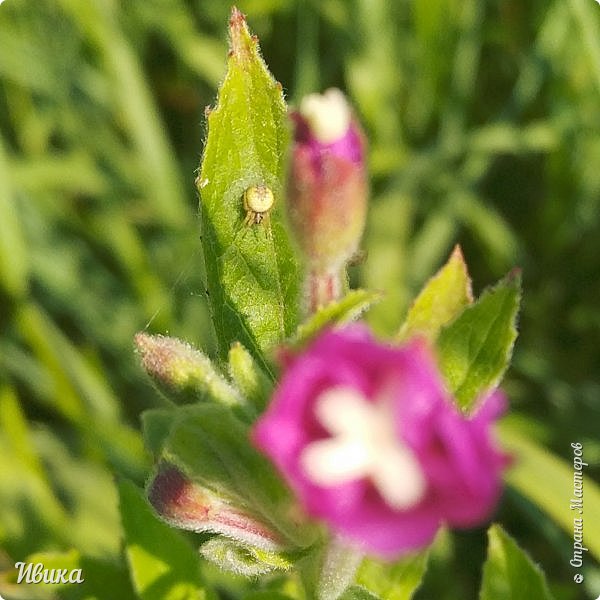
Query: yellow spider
243,184,274,226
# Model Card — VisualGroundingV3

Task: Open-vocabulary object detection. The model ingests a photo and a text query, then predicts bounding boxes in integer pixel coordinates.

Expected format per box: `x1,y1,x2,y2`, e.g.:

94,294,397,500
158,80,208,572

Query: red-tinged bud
147,463,285,552
287,89,368,313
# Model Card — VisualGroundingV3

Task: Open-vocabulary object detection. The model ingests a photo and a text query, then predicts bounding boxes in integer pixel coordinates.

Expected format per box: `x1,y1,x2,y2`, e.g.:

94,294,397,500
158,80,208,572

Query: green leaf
141,408,177,458
198,8,299,370
499,419,600,561
118,479,213,600
437,270,521,411
355,552,429,600
292,289,383,348
398,245,472,341
339,586,382,600
480,524,554,600
161,404,317,548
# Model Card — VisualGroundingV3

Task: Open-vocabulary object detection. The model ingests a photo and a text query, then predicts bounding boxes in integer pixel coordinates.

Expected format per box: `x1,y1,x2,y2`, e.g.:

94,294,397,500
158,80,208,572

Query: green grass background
0,0,599,598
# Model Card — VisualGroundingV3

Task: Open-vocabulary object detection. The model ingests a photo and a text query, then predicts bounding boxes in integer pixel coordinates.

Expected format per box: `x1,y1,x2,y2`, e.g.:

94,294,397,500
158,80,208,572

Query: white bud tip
299,88,351,144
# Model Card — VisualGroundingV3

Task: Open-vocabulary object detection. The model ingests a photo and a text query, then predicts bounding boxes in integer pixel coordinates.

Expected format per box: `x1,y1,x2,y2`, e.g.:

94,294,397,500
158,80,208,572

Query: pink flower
252,326,508,558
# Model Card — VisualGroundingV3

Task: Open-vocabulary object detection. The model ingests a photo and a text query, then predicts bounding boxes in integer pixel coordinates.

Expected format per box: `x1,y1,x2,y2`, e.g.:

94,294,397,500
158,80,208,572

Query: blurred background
0,0,599,598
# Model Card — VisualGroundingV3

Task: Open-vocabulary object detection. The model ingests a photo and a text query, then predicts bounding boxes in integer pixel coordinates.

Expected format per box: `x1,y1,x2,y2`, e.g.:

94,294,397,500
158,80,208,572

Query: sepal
228,341,273,412
398,244,472,342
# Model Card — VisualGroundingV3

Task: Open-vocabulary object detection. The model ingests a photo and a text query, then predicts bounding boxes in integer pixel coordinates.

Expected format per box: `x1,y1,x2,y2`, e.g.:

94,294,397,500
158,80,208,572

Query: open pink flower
252,326,508,558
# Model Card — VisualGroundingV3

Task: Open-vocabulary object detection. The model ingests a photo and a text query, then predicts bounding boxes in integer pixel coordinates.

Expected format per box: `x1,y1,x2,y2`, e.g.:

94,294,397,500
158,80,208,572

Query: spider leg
262,212,273,240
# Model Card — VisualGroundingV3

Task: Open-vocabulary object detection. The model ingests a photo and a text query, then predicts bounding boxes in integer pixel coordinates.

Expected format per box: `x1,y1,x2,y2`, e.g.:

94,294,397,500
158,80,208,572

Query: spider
243,184,274,226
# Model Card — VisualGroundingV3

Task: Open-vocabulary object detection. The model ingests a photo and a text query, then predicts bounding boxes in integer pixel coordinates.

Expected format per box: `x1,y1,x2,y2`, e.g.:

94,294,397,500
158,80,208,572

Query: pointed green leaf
198,8,299,370
398,245,472,341
480,525,554,600
437,271,521,411
293,289,383,348
118,479,213,600
356,551,429,600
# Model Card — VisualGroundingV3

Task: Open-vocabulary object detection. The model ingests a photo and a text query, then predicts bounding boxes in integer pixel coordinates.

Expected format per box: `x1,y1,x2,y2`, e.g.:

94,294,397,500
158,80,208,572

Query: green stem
305,268,345,316
299,535,364,600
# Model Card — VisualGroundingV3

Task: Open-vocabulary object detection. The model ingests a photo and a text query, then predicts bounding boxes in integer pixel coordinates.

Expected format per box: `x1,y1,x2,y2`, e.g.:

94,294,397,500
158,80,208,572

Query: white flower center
300,386,426,510
299,88,351,144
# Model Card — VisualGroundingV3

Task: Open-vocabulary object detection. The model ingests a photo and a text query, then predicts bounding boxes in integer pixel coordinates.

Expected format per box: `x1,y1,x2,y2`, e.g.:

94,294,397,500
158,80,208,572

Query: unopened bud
135,332,242,407
199,537,292,577
287,89,368,313
147,463,285,552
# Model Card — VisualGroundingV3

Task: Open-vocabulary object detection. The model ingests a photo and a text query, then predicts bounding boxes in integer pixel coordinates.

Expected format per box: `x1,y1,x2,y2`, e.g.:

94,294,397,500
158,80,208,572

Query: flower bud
134,332,242,407
199,537,292,577
147,463,285,552
287,89,368,312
